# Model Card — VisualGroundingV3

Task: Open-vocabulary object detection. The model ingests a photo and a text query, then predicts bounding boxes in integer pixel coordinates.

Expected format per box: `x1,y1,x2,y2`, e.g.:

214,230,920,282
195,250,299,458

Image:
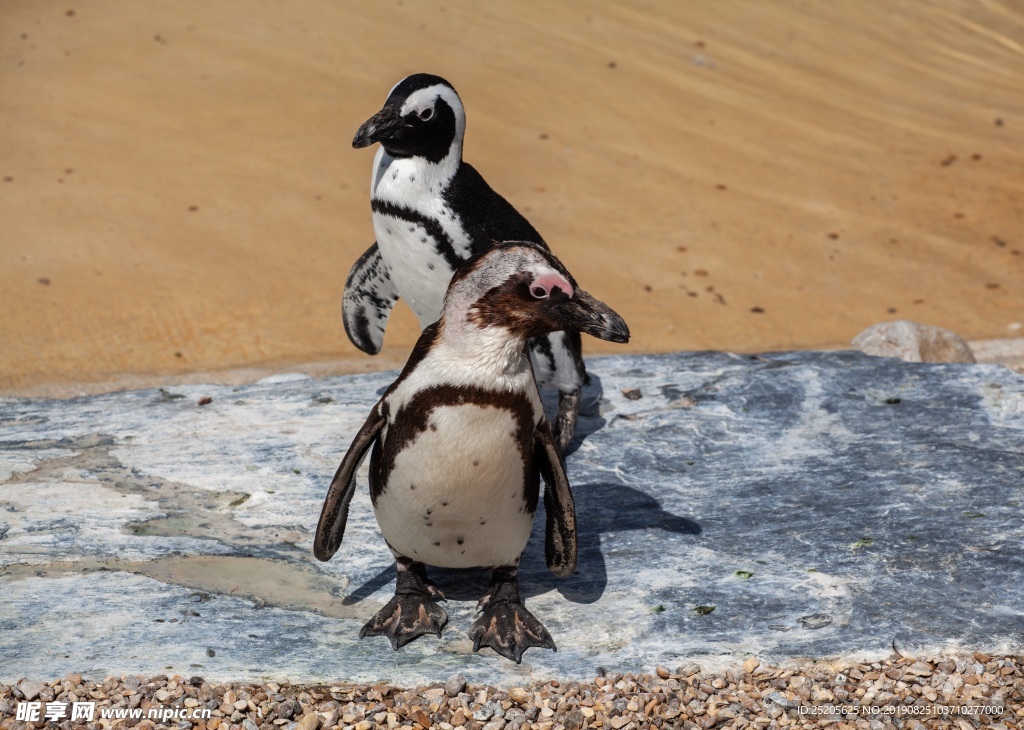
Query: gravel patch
1,654,1020,729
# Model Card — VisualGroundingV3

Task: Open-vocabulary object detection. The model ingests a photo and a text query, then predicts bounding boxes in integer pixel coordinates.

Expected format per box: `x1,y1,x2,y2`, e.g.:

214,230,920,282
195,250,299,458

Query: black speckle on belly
441,501,448,507
457,537,464,545
433,541,440,546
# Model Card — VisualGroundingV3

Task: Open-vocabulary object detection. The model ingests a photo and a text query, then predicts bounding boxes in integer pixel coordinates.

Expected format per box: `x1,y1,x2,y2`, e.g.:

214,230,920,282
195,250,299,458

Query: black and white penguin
342,73,591,450
317,242,629,662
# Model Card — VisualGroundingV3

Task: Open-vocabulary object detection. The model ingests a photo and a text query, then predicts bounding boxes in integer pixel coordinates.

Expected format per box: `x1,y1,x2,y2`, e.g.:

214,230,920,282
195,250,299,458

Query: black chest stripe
371,199,466,273
371,385,540,516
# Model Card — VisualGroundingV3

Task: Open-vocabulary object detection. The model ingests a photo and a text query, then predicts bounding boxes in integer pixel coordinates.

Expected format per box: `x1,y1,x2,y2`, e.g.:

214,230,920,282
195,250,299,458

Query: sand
1,0,1022,396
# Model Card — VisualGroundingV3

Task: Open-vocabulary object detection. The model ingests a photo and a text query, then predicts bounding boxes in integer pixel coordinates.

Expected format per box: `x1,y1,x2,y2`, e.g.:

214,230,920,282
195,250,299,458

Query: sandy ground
2,0,1022,396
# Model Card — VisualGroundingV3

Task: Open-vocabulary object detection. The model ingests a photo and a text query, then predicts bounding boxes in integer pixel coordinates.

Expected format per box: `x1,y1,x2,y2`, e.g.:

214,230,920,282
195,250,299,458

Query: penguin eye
418,107,434,121
530,285,549,300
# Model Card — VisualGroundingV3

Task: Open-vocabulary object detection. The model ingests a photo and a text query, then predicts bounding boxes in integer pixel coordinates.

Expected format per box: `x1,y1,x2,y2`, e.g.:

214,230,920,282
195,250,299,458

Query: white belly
372,213,456,326
373,404,535,568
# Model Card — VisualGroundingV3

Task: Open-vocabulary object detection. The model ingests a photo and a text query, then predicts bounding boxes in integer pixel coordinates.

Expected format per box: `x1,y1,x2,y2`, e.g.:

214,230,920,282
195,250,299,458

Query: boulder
852,320,975,363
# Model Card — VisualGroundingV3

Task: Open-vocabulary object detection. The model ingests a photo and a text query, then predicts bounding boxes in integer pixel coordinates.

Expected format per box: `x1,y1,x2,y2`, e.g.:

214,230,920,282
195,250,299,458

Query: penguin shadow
516,481,702,604
341,482,701,607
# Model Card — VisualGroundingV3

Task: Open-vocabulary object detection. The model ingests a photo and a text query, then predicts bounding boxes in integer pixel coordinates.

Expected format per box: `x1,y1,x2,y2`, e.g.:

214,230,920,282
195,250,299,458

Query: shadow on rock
343,481,701,607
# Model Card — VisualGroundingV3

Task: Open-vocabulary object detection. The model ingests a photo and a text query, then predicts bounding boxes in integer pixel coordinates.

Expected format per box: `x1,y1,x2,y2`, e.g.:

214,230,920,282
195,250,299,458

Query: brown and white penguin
316,241,629,662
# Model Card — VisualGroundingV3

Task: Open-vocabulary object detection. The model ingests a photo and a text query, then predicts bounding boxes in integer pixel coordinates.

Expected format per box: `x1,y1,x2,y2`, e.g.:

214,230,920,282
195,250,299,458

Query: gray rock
852,320,976,363
17,680,45,701
445,673,466,698
563,709,586,730
472,704,495,722
0,352,1022,686
277,699,301,720
767,691,797,709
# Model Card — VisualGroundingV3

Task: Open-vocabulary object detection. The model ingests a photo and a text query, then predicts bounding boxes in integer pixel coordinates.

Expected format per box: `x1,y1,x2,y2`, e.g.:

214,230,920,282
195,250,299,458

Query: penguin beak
353,106,405,148
561,290,630,344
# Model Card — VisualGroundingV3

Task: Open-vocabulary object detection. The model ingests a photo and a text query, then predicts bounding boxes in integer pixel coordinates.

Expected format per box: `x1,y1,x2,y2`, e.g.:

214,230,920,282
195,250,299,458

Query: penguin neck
372,141,463,202
436,315,530,384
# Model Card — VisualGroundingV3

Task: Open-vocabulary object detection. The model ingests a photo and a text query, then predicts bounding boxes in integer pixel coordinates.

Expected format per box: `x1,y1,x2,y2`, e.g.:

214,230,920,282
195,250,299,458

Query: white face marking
373,403,535,569
399,84,465,138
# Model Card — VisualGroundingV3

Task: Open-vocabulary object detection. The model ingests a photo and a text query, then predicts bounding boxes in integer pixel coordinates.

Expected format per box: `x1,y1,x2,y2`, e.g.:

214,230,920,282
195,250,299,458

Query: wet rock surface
1,352,1022,687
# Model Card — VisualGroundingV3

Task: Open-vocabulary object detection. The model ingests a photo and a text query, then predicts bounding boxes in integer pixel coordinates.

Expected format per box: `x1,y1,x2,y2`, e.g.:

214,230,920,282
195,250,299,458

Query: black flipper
342,242,399,355
553,389,581,453
313,402,386,561
535,419,578,577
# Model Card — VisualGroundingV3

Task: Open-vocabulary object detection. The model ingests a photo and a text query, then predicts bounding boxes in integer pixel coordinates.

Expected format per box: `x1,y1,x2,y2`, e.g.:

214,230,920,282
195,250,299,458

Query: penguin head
352,74,465,163
444,242,630,344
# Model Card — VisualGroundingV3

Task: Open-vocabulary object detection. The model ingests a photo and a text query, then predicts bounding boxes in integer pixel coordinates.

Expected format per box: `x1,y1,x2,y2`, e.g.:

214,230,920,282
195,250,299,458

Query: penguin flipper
342,242,399,355
535,419,578,577
313,402,386,561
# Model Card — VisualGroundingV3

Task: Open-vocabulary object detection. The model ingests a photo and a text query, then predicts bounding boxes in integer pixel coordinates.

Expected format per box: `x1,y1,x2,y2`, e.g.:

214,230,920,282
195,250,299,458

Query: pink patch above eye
530,272,573,299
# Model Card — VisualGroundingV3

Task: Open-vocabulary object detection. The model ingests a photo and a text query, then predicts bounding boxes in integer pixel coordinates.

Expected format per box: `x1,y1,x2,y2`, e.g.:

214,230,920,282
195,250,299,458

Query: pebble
744,656,761,673
0,654,1016,728
655,666,670,679
508,687,532,705
445,673,466,698
295,713,321,730
16,681,45,701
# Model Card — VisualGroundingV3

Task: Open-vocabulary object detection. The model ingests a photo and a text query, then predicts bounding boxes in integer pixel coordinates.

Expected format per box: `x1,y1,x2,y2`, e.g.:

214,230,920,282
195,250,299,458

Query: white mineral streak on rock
0,353,1021,686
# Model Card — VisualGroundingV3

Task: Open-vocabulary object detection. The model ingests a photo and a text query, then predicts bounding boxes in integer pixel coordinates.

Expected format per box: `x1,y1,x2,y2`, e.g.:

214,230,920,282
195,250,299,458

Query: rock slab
1,351,1022,686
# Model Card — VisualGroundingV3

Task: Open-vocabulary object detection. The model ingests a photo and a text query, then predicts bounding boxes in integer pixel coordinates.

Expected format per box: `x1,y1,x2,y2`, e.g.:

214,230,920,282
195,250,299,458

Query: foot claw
360,572,448,649
469,600,556,664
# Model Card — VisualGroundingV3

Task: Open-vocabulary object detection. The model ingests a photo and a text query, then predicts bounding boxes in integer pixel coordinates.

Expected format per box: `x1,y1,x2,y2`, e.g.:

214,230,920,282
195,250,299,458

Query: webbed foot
360,562,447,649
469,567,555,663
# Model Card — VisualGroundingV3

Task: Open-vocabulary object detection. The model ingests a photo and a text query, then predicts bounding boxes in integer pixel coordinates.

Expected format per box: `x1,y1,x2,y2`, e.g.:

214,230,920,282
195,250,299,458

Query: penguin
343,73,589,451
317,241,629,662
